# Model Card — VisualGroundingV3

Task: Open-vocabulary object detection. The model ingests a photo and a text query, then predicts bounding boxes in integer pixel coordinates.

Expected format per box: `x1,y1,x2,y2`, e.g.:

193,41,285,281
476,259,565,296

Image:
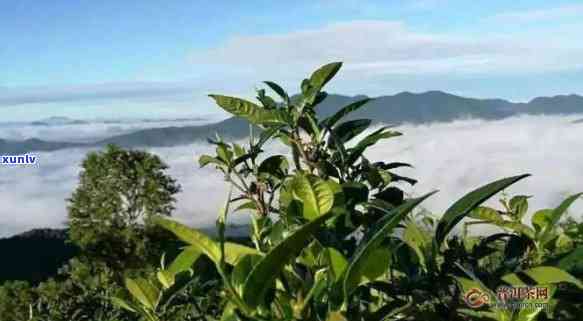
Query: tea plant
113,62,583,321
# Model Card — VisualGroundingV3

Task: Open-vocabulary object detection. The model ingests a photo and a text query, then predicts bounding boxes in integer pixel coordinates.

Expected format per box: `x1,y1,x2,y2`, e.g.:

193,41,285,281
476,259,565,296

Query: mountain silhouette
1,91,582,154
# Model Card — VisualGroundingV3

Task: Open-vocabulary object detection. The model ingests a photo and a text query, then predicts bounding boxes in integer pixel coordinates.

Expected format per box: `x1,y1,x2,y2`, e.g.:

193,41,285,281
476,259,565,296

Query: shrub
113,62,583,321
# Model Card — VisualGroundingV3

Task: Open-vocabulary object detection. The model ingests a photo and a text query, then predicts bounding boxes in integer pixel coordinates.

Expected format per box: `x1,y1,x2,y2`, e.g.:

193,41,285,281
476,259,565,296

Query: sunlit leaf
125,277,160,311
209,95,290,125
502,266,583,289
290,174,335,220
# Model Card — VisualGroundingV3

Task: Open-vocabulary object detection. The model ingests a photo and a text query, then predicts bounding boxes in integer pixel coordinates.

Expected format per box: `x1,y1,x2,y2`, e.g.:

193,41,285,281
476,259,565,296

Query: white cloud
491,4,583,23
0,118,215,143
1,114,583,238
189,20,583,78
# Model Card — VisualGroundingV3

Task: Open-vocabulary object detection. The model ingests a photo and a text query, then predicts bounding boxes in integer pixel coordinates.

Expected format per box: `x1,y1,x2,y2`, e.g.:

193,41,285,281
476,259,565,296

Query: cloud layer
191,20,583,78
1,114,583,237
0,118,214,143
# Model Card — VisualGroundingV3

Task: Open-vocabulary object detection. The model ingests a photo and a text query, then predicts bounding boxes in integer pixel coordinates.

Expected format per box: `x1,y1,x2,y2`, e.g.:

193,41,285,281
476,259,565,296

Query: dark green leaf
329,119,371,147
242,212,334,308
264,81,289,104
320,98,372,128
434,174,530,247
343,191,436,298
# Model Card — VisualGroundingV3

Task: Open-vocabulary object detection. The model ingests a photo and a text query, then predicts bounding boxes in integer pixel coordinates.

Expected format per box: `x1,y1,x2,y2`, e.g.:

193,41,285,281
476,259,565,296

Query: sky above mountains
1,0,583,121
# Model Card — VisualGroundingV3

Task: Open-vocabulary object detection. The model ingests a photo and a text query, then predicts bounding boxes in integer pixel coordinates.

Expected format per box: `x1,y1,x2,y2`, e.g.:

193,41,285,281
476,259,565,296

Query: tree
67,144,181,270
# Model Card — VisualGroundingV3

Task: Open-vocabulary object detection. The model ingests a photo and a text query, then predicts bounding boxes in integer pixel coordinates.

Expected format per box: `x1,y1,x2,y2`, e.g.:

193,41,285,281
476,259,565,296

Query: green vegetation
68,144,181,271
1,62,582,320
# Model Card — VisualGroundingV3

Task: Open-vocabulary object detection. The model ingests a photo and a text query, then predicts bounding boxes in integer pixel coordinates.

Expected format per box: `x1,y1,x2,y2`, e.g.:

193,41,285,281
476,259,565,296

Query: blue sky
1,0,583,121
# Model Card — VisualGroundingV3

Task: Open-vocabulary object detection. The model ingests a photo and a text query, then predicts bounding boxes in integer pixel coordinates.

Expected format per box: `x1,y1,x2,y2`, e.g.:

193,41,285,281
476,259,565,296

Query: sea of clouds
0,118,216,143
1,114,583,238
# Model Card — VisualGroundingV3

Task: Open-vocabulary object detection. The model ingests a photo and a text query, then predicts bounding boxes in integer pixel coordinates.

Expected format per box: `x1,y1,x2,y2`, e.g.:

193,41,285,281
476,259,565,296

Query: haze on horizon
1,1,583,238
1,1,583,121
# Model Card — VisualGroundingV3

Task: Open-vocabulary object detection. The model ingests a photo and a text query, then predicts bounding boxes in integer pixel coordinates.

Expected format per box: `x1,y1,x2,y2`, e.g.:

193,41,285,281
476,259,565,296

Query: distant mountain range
2,91,582,154
30,116,89,126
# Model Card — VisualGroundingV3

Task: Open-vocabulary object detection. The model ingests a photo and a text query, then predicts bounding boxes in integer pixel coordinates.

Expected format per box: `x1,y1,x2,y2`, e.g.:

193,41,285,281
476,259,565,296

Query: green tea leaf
111,297,138,313
509,195,530,221
199,155,224,168
326,247,348,282
532,209,552,233
167,246,201,276
263,81,290,104
468,207,504,223
309,62,342,93
347,127,402,165
329,119,371,146
242,212,334,308
154,216,222,264
548,193,582,228
209,95,289,125
502,266,583,289
156,270,175,289
258,155,289,180
435,174,530,247
320,98,373,129
556,247,583,274
343,191,436,299
291,174,335,220
125,277,160,311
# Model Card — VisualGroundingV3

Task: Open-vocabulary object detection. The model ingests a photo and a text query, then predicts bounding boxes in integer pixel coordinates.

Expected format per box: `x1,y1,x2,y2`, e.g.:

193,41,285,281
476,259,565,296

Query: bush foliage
1,62,582,321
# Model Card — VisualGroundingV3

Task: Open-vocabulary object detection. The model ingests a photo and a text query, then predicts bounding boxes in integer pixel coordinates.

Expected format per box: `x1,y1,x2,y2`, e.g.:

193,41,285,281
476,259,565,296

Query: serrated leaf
242,212,334,308
290,174,335,220
434,174,530,247
209,95,289,125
